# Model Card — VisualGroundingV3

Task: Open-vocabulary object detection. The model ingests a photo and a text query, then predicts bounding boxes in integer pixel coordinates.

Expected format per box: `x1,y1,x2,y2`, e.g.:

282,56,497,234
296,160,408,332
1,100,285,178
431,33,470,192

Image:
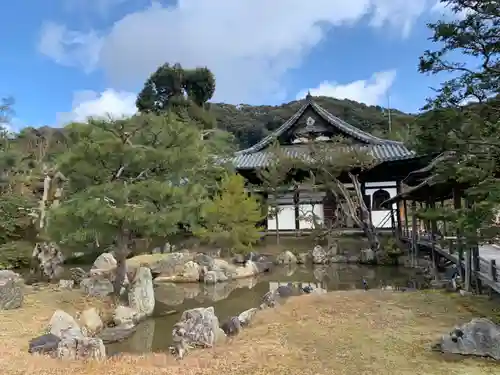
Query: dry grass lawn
1,286,500,375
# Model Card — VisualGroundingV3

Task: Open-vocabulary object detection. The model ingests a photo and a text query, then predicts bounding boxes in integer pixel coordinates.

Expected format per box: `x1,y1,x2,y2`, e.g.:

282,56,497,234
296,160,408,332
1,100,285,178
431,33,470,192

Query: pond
107,263,424,355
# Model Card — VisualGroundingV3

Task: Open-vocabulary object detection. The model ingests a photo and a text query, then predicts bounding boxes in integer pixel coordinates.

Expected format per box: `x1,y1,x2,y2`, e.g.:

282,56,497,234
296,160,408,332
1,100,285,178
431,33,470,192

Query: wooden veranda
382,165,500,294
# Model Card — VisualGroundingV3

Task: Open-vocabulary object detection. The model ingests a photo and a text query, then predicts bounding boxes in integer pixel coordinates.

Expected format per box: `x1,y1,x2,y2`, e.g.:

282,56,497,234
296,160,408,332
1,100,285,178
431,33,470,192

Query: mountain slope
211,96,415,149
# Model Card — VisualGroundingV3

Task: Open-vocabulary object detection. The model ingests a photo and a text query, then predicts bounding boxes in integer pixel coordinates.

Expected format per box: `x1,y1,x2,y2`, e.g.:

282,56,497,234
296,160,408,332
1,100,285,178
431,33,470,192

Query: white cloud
297,70,396,106
38,22,102,72
57,89,137,124
39,0,430,104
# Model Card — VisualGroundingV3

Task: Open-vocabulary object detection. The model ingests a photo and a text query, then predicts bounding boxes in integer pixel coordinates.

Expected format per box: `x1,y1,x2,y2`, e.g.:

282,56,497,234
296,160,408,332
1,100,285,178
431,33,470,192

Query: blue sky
0,0,459,130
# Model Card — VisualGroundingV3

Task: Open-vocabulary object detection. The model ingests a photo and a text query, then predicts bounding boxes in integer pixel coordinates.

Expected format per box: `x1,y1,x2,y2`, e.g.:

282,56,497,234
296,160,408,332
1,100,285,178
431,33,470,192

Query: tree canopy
416,0,500,241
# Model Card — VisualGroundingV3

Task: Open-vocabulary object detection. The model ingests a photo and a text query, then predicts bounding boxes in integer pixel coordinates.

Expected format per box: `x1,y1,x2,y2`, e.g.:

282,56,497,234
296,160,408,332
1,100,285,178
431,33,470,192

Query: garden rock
172,306,225,348
79,307,103,335
92,252,117,271
148,252,194,276
220,316,241,336
69,267,87,285
128,267,155,319
0,270,24,310
57,336,106,360
80,276,114,297
48,310,83,339
113,305,140,326
296,252,309,264
99,324,137,343
194,253,215,269
433,318,500,360
238,307,258,326
311,245,329,264
28,333,61,356
275,250,297,265
58,279,74,289
203,270,228,284
32,242,65,281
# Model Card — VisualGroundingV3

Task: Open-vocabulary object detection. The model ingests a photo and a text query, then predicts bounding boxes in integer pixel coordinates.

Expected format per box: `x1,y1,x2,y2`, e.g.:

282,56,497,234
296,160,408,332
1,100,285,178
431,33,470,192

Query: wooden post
490,260,497,282
465,247,472,292
403,199,409,238
465,197,482,293
453,187,464,279
395,200,402,239
411,200,418,267
429,200,438,278
390,207,396,236
441,200,447,236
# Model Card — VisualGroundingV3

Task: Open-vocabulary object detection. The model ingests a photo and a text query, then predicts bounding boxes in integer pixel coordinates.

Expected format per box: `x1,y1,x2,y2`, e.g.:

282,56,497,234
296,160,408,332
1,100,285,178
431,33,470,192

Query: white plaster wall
298,203,324,229
366,182,397,229
267,205,296,230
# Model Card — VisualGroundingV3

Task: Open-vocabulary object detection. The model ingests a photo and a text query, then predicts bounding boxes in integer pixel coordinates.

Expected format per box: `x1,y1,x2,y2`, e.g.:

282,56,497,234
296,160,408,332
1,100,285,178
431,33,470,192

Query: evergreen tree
195,173,264,254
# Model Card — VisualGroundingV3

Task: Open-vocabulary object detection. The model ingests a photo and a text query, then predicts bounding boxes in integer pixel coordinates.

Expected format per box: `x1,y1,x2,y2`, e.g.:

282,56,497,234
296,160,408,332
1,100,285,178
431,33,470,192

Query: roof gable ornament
305,116,315,130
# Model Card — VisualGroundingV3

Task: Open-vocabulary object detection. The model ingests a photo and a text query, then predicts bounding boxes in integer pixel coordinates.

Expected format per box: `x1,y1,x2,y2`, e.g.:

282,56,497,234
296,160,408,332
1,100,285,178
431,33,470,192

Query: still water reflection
108,264,420,354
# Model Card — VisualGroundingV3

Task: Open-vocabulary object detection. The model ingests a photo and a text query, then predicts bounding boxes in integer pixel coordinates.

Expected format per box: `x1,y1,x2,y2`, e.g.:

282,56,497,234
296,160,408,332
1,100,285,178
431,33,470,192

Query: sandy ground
1,286,499,375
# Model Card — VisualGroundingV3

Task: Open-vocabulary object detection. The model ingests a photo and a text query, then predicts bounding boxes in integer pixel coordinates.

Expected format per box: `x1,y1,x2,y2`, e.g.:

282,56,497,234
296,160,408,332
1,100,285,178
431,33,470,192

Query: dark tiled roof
232,98,415,170
233,143,416,169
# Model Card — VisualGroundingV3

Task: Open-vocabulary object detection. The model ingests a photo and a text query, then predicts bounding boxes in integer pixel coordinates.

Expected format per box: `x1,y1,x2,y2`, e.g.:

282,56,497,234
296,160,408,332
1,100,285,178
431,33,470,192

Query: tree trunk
113,231,130,296
333,173,380,252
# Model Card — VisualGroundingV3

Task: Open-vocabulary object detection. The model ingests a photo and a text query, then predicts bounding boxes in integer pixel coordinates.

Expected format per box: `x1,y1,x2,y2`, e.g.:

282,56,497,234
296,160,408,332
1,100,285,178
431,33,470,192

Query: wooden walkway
400,235,500,294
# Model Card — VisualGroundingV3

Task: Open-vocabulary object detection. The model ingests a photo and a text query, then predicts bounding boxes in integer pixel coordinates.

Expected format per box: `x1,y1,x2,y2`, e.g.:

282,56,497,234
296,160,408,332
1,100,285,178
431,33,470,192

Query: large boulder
69,267,87,285
80,276,114,297
57,336,106,360
275,250,298,265
234,260,259,279
139,252,194,276
433,318,500,360
92,252,117,271
32,242,65,281
28,333,61,356
310,245,329,264
0,270,24,310
113,305,140,326
128,267,155,319
238,307,258,326
79,308,103,336
48,310,83,339
172,306,225,348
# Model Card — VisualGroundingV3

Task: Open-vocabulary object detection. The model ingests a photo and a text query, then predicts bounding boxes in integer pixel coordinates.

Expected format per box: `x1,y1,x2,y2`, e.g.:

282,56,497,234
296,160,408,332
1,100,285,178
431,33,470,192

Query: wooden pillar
453,187,464,280
441,200,447,236
395,180,402,239
411,200,418,267
465,247,472,292
395,201,402,239
429,199,439,277
294,190,300,234
403,199,409,238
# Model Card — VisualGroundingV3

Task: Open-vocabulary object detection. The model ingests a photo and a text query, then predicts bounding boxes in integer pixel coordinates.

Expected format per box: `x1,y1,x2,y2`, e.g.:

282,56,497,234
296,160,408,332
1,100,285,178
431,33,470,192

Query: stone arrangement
170,282,325,359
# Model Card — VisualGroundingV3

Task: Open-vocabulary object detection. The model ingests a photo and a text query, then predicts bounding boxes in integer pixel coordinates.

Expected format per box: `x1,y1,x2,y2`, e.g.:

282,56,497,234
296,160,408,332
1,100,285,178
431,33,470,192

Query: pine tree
195,174,264,254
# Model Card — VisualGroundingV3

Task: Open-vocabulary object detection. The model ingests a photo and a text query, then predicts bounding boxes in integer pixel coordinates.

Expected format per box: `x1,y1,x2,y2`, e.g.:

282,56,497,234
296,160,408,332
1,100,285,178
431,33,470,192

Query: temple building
232,94,429,233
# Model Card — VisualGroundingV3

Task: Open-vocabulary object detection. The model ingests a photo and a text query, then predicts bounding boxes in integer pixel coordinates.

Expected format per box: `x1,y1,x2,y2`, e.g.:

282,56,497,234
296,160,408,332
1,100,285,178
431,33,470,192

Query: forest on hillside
211,96,414,149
